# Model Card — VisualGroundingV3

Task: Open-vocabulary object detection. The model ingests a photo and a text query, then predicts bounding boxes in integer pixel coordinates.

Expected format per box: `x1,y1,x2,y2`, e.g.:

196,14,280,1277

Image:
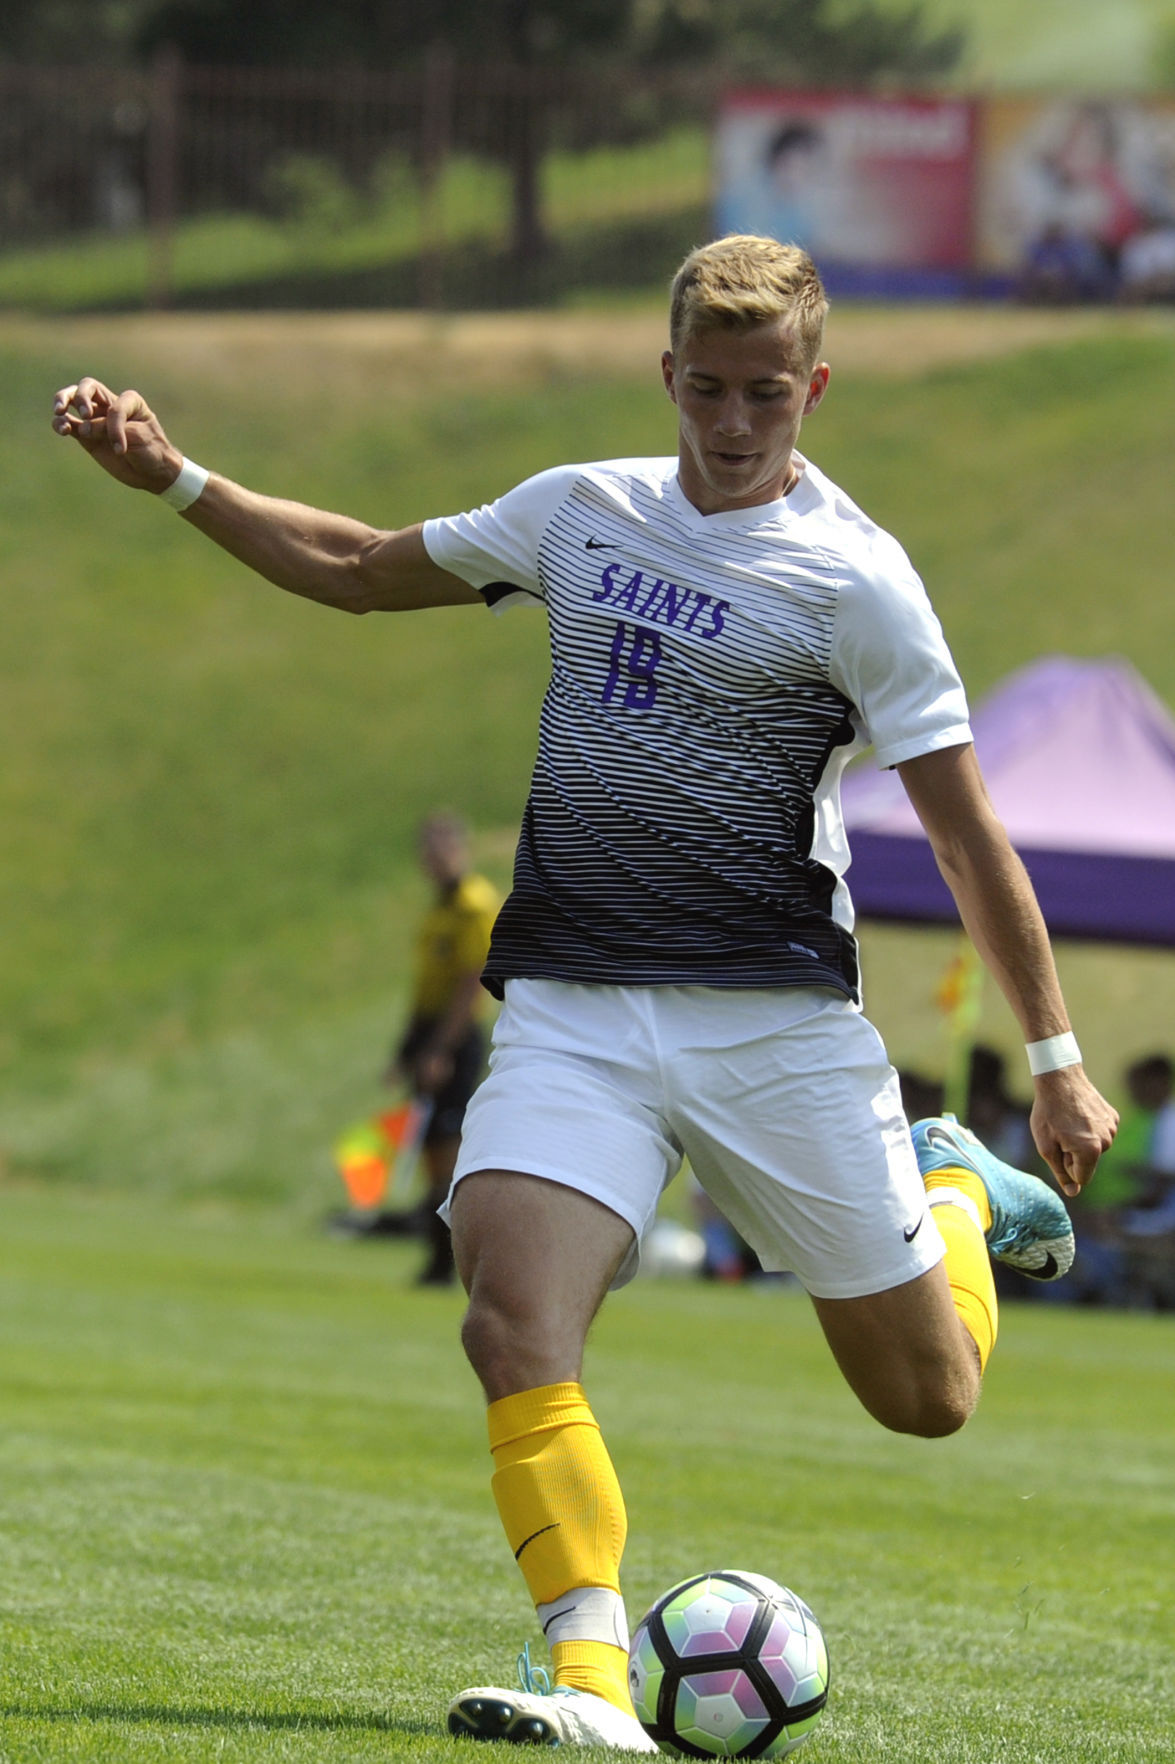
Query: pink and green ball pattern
628,1570,829,1759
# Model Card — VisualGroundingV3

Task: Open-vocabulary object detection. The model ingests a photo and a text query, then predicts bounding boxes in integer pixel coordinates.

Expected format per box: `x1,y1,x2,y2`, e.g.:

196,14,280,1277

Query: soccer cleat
448,1647,659,1751
911,1114,1075,1281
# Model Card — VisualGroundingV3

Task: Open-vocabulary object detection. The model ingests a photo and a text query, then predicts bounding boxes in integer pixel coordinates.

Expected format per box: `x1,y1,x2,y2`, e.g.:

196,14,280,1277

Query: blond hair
669,235,828,366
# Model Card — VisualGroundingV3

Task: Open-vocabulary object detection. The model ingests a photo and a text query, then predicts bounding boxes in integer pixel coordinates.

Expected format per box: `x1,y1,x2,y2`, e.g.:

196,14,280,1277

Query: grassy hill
920,0,1175,91
4,305,1175,1215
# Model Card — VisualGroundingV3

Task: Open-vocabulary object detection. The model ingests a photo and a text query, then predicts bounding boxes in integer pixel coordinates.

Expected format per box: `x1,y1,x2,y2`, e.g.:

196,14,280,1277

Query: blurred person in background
387,810,500,1286
331,811,499,1281
1015,221,1109,305
1117,211,1175,303
965,1045,1033,1170
1056,1053,1172,1306
1118,1054,1175,1308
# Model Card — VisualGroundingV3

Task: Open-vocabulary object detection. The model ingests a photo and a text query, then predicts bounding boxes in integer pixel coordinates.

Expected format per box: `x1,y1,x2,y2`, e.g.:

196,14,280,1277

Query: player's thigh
668,990,940,1299
451,1168,636,1322
446,980,684,1287
451,1170,638,1397
810,1262,980,1437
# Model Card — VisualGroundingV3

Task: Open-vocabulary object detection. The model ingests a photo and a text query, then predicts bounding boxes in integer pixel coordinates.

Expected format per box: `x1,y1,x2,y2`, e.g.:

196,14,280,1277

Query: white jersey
423,454,970,1000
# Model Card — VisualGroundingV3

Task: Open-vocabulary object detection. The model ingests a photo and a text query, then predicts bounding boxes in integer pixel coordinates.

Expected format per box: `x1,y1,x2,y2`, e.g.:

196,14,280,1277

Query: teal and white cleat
911,1114,1075,1281
448,1647,659,1751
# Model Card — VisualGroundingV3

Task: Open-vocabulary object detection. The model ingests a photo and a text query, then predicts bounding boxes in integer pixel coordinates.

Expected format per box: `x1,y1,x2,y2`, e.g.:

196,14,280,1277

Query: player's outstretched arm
898,743,1118,1196
51,377,478,613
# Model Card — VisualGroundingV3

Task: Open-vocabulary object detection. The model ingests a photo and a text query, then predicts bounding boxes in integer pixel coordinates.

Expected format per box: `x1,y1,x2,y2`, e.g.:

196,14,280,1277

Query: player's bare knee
862,1358,978,1438
459,1294,515,1388
906,1386,975,1439
896,1373,977,1438
460,1291,557,1398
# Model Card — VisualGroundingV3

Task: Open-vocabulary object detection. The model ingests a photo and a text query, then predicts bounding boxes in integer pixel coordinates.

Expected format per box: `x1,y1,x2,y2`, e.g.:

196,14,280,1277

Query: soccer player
53,235,1117,1753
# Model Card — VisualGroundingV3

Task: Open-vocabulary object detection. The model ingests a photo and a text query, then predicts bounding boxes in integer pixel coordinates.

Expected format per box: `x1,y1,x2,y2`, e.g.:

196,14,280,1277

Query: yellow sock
924,1167,998,1372
488,1382,633,1713
550,1637,632,1711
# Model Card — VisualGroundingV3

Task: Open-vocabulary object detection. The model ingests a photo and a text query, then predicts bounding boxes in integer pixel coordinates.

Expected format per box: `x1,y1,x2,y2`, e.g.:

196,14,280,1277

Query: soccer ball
628,1570,829,1759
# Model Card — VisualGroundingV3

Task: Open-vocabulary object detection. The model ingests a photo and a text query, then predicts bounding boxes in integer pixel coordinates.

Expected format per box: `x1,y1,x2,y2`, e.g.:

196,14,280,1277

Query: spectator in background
1016,222,1109,305
690,1177,763,1282
1060,1053,1173,1307
1119,1054,1175,1308
1117,212,1175,304
960,1046,1042,1304
898,1069,945,1126
966,1045,1034,1170
1087,1054,1168,1212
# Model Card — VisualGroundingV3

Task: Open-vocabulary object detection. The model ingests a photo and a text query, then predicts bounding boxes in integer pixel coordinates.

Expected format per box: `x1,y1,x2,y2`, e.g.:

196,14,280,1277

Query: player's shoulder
497,456,676,529
515,456,675,494
578,455,678,485
793,454,921,592
539,455,678,508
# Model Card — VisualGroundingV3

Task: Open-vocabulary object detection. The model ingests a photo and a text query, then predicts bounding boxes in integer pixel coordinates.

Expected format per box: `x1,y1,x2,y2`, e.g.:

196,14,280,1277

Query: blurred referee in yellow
389,811,499,1285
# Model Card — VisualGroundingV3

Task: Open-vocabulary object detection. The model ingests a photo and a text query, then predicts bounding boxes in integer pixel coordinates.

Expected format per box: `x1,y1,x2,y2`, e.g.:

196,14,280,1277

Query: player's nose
713,396,752,437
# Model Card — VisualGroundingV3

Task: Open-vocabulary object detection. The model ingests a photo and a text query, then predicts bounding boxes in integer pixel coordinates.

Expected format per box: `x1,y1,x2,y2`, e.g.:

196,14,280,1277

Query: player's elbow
336,545,386,614
341,528,412,614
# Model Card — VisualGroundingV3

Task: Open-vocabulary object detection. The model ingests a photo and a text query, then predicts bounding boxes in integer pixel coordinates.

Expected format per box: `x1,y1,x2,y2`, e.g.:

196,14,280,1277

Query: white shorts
447,979,945,1301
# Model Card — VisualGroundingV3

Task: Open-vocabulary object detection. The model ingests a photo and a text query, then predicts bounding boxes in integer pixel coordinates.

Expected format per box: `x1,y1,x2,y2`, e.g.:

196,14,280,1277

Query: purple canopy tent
840,656,1175,948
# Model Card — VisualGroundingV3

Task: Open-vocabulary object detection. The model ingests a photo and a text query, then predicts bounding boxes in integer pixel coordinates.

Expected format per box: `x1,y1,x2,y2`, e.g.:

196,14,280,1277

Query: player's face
663,320,829,516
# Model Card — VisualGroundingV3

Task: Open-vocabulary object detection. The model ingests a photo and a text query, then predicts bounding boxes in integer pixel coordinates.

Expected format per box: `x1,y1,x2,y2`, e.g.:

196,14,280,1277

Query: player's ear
661,351,678,405
803,363,830,415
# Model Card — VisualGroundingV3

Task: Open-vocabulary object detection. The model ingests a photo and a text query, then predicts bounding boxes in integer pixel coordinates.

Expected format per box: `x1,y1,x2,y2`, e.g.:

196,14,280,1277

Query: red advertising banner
715,90,976,294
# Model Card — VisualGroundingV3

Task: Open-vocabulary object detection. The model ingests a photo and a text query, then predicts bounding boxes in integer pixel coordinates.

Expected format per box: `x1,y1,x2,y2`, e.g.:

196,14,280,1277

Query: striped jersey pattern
423,456,969,1001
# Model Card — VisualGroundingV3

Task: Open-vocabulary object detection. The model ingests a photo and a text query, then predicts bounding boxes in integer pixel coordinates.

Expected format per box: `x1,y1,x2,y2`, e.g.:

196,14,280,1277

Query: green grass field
0,1187,1171,1762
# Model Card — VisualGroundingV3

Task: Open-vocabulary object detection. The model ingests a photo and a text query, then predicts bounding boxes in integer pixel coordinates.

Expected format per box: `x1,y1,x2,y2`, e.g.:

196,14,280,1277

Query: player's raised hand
1030,1066,1118,1198
51,377,182,494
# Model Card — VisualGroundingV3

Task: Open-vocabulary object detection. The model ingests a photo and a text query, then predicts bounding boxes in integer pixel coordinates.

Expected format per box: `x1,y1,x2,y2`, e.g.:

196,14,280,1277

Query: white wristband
159,457,209,512
1026,1032,1082,1076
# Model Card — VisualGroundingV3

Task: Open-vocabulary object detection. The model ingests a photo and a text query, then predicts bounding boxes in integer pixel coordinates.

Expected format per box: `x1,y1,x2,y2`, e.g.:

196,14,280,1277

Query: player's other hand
52,378,183,495
1030,1067,1119,1198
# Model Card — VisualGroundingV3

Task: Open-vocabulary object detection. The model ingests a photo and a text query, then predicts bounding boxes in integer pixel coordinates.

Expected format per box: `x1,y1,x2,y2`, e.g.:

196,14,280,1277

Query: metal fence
0,54,715,311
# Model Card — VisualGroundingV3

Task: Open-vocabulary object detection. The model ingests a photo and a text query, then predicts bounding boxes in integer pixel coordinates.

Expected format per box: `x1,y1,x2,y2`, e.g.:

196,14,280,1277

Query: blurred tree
131,0,963,80
3,0,965,259
4,0,964,81
629,0,964,81
0,1,162,61
135,0,964,258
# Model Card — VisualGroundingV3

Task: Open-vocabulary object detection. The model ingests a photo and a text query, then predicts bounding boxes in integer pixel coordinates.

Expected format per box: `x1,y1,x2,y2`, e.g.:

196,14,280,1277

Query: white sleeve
829,534,971,769
421,464,583,610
